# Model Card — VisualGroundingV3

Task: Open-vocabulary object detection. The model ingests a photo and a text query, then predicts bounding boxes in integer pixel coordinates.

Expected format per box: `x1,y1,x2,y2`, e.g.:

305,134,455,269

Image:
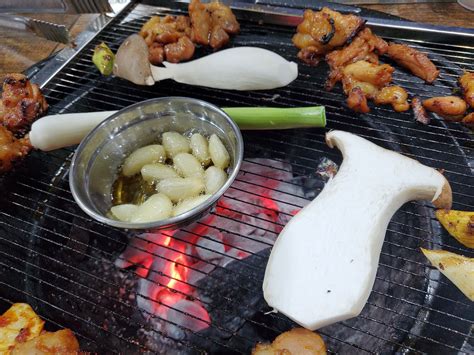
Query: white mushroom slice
157,177,205,203
130,193,172,223
190,133,211,166
204,166,228,194
141,163,179,182
162,131,190,158
173,153,204,178
263,130,452,331
209,134,230,169
173,194,212,217
110,204,139,222
122,144,166,177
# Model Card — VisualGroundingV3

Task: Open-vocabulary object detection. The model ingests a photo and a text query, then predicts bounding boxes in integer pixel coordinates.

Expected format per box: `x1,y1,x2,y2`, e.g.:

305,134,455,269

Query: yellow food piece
11,329,79,355
421,248,474,301
436,209,474,248
252,328,326,355
0,303,45,354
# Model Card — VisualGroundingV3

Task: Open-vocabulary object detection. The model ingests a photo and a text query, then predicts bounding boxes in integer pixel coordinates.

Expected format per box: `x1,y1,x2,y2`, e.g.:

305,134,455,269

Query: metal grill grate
0,1,473,354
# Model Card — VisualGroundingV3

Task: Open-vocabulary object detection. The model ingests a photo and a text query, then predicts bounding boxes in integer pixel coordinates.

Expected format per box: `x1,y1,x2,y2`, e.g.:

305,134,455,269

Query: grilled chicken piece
341,60,394,113
387,43,439,83
11,329,79,355
459,71,474,108
0,126,31,173
189,0,239,49
140,15,194,65
252,328,326,355
293,7,364,66
374,86,410,112
462,112,474,127
326,28,388,90
0,73,48,133
0,303,44,353
422,96,467,120
412,97,430,125
164,36,195,63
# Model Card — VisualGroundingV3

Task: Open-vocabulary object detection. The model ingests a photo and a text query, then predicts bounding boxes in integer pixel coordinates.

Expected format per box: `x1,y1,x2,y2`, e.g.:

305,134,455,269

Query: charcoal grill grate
0,1,473,354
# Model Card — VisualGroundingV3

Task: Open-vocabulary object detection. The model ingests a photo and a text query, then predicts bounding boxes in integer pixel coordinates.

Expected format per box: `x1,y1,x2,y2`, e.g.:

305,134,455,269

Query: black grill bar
1,1,473,353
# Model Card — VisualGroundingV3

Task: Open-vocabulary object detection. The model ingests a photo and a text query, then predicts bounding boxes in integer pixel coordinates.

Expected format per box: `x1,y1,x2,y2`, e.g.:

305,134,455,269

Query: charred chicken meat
341,60,395,113
459,71,474,108
0,74,47,173
422,96,468,121
0,73,48,133
386,43,439,83
190,0,240,49
293,7,364,66
325,27,388,90
140,0,239,65
412,97,430,125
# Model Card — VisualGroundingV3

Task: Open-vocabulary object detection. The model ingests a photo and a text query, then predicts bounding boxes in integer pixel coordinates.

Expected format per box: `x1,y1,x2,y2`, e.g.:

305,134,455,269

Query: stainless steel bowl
69,97,243,230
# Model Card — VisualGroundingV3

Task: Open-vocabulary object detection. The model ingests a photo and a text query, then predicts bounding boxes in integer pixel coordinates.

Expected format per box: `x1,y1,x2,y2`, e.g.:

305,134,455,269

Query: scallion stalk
222,106,326,130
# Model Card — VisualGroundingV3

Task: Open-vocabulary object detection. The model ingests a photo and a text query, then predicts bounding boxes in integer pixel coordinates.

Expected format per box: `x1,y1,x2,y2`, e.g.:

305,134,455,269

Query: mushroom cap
113,34,154,86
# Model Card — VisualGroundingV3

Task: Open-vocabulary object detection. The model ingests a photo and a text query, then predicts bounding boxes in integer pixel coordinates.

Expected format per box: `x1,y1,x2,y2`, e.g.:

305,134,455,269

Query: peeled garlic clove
131,193,173,223
110,204,138,222
141,163,179,182
162,131,190,158
122,144,166,177
190,133,211,166
204,166,227,194
173,194,212,217
157,177,205,203
174,152,204,178
209,134,230,169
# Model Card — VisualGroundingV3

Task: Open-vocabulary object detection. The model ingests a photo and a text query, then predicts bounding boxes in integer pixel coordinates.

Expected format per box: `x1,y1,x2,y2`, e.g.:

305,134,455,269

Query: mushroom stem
263,130,452,330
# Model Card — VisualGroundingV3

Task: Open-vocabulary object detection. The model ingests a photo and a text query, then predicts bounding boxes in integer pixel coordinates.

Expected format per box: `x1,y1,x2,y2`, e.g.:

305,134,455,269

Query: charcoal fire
114,159,308,346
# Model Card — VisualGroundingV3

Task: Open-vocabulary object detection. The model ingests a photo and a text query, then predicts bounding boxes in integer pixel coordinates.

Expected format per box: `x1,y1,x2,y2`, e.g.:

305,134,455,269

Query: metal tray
0,1,473,353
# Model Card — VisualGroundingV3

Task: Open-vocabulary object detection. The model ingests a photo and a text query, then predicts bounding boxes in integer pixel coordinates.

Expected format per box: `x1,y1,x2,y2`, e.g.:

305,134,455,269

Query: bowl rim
69,96,244,230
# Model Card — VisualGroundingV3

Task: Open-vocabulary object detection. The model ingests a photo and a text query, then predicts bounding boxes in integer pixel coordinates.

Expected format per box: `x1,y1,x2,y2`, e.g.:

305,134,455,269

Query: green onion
222,106,326,130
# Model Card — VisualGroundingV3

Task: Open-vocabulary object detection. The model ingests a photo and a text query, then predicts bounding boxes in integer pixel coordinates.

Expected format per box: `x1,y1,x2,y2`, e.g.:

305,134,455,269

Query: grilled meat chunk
374,86,410,112
412,97,430,125
189,0,239,49
0,126,31,173
461,112,474,128
326,28,388,90
459,71,474,108
422,96,467,120
253,328,326,355
341,60,394,113
0,73,48,133
140,15,194,65
387,43,439,83
11,329,79,355
293,7,364,66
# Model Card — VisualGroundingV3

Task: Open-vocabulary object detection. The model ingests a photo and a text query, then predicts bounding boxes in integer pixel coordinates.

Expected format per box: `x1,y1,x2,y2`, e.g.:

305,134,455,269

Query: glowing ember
114,159,307,341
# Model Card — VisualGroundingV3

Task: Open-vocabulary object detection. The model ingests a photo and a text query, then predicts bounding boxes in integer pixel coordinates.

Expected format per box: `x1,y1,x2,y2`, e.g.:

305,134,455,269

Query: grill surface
1,1,473,354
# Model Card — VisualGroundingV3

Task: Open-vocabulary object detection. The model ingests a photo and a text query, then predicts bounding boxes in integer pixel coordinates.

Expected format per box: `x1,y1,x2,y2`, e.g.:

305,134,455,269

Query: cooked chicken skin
462,112,474,127
412,97,430,125
387,43,439,83
374,86,410,112
459,71,474,108
189,0,239,49
0,73,48,133
341,60,394,113
252,328,326,355
293,7,364,66
422,96,467,120
11,329,79,355
0,126,31,173
326,28,388,90
140,15,194,65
